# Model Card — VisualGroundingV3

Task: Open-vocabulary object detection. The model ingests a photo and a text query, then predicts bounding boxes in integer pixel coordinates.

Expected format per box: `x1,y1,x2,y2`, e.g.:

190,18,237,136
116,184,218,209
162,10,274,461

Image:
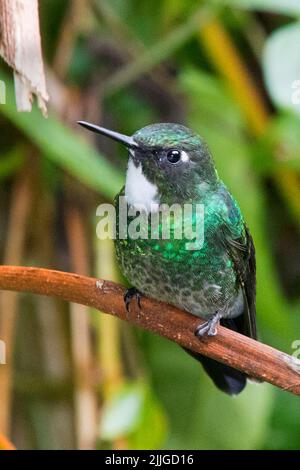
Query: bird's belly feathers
115,236,243,319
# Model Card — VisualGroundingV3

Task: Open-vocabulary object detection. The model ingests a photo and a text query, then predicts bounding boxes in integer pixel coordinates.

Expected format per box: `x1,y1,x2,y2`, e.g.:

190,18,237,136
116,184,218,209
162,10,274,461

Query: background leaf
263,23,300,116
0,74,123,198
221,0,300,16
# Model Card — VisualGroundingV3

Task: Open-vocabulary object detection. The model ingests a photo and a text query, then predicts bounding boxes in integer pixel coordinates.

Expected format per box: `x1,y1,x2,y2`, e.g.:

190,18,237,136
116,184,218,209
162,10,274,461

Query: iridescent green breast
114,183,245,318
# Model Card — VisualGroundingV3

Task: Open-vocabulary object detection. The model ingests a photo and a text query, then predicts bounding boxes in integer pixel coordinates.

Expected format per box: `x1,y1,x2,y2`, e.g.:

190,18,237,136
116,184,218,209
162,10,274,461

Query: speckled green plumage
115,181,246,319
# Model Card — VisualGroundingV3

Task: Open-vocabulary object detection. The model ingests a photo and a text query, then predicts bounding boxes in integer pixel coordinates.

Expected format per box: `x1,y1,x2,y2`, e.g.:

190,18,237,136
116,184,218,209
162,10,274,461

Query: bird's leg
195,310,222,337
124,287,142,314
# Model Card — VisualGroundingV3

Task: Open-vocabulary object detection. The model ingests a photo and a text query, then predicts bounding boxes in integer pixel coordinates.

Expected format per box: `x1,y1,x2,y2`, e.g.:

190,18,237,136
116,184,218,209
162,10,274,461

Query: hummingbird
78,121,257,395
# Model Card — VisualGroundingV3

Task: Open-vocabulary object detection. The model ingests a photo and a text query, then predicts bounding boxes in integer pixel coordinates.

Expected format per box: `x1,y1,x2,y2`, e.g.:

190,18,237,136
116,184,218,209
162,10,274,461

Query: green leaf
0,147,24,180
99,381,168,449
100,382,144,440
264,389,300,449
220,0,300,16
262,113,300,172
0,72,123,199
194,375,274,450
129,383,168,450
263,23,300,116
144,334,273,450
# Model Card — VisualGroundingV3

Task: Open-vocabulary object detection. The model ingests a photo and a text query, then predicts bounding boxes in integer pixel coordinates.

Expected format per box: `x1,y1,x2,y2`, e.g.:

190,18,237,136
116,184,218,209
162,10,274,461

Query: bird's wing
222,224,257,340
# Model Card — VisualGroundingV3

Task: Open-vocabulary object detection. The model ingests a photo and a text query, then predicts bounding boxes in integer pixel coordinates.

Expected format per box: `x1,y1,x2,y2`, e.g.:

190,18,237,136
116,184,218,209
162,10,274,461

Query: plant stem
103,6,215,97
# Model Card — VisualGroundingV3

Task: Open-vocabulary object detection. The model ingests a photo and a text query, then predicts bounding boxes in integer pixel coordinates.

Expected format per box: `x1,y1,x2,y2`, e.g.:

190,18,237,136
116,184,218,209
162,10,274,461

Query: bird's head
78,121,218,209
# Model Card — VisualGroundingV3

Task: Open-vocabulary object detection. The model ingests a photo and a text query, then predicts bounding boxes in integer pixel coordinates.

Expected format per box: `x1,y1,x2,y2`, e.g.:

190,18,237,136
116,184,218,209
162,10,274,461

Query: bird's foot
195,311,222,337
124,287,142,317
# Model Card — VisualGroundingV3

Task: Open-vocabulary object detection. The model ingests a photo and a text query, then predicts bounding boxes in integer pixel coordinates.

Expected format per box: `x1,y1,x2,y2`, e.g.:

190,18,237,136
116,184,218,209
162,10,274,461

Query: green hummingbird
78,121,257,395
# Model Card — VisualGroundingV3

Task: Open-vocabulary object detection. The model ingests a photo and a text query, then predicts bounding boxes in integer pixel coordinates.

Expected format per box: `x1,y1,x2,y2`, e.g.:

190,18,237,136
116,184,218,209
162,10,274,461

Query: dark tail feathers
183,318,247,396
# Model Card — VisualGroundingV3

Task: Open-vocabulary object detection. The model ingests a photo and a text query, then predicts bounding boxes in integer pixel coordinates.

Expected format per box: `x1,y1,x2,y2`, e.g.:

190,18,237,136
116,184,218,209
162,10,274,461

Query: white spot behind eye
181,150,189,162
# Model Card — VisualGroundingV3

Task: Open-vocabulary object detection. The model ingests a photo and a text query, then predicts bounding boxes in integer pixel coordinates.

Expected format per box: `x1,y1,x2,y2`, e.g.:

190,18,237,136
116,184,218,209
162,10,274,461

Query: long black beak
78,121,138,148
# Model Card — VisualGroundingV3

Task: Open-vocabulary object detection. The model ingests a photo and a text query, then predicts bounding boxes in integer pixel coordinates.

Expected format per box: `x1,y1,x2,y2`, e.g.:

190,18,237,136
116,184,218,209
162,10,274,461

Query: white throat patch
125,158,159,213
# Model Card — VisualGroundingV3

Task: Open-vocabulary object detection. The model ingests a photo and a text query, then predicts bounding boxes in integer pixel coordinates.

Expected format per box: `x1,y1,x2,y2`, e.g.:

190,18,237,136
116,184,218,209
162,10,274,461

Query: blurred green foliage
0,0,300,450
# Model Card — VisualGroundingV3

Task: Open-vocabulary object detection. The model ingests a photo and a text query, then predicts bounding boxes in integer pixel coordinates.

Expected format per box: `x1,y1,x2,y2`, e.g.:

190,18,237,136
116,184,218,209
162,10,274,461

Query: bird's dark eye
166,149,181,164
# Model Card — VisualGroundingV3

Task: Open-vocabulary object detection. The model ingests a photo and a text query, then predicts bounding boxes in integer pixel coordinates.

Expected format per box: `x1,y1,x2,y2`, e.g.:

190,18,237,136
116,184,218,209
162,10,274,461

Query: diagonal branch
0,265,300,396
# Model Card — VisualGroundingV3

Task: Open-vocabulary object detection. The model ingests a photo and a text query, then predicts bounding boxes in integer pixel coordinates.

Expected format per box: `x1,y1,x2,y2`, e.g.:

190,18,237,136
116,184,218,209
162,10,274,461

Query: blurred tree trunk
0,0,48,114
0,163,33,435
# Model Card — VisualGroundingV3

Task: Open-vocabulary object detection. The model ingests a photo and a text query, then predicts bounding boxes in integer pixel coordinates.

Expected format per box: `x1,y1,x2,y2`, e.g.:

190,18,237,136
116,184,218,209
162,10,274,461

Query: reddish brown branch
0,265,300,396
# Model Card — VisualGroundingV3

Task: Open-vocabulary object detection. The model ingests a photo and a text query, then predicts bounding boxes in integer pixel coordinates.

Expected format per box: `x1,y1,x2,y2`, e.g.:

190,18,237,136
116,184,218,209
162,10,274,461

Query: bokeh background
0,0,300,450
